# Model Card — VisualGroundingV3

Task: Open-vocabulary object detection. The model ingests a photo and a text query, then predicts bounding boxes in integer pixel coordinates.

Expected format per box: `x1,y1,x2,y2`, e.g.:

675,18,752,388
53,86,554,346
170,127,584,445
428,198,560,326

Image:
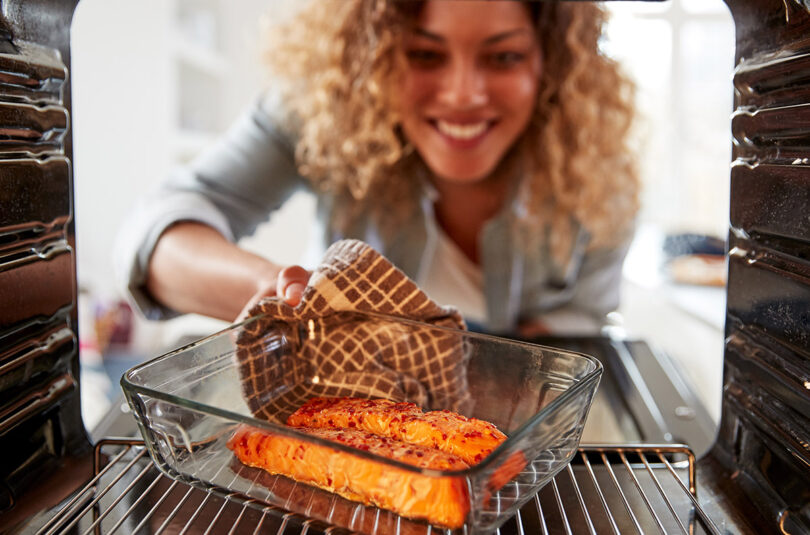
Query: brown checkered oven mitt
235,239,473,423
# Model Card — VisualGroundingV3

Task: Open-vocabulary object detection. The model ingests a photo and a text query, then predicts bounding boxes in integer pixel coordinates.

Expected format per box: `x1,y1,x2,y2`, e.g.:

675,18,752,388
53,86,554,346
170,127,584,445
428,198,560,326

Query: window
605,0,735,237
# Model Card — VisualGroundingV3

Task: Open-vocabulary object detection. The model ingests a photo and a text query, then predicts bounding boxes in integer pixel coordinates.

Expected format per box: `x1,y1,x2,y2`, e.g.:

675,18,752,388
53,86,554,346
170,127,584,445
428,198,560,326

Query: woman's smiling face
396,1,542,184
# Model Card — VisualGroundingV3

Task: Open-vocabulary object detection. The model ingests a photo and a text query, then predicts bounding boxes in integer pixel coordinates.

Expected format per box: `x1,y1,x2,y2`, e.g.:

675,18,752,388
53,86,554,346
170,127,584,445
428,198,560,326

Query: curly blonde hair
264,0,639,261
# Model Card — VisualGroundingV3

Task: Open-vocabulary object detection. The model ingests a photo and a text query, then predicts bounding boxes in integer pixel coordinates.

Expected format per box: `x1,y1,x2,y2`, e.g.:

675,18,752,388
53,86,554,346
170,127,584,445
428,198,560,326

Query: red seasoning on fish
287,397,507,464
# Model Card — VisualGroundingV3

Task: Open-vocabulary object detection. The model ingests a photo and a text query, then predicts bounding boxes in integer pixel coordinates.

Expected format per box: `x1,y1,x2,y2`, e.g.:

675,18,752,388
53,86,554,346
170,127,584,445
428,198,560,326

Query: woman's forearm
145,222,281,322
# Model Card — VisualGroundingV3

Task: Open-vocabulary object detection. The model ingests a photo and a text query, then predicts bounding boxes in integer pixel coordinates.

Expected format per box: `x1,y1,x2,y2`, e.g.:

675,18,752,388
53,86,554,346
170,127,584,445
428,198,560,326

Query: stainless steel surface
708,0,810,532
530,337,716,455
32,439,720,535
0,1,91,526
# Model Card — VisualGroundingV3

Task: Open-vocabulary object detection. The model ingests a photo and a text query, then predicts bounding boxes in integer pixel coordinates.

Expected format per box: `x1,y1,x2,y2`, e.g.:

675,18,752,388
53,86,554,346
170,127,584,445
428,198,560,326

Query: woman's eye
486,51,526,69
406,49,445,68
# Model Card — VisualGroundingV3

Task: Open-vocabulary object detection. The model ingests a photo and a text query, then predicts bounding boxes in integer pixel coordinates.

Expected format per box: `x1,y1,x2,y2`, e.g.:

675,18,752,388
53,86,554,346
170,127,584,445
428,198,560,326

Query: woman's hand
236,265,311,322
276,265,311,306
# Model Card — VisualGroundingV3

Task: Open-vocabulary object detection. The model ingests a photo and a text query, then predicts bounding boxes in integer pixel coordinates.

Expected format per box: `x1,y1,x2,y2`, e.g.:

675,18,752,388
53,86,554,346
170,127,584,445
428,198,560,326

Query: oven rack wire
36,439,721,535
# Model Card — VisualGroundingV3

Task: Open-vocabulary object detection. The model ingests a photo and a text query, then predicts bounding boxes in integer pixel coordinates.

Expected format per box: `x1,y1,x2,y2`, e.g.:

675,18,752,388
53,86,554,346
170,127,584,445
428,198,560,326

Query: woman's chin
429,163,498,184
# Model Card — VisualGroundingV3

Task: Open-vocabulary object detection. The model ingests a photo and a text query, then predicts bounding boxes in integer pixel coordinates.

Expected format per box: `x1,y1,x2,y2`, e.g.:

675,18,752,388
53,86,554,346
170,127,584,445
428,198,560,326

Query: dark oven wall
707,0,810,532
0,0,88,528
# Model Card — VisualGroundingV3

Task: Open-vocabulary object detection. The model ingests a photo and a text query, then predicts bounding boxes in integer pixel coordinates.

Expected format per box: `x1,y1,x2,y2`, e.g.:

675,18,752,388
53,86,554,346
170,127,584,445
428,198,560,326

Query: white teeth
436,120,488,140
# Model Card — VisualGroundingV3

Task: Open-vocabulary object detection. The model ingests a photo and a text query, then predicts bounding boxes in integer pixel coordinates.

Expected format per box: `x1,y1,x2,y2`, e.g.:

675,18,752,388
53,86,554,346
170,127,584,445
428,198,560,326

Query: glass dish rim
121,310,603,478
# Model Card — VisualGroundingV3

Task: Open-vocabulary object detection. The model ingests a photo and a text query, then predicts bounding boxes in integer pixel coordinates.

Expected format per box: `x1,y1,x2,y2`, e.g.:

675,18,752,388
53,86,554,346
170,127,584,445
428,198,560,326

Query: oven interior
1,0,809,533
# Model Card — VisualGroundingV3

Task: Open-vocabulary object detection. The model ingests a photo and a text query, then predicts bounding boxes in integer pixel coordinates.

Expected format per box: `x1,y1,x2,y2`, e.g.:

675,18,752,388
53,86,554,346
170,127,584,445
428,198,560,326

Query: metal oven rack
37,440,720,535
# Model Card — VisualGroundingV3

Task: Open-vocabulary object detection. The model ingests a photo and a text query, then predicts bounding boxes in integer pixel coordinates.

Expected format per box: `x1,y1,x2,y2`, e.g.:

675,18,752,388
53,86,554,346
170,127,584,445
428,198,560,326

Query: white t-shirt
419,226,486,324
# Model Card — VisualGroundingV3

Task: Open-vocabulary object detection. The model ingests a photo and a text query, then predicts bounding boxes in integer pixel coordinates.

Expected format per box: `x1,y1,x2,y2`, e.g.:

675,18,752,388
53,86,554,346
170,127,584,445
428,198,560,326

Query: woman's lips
432,119,494,148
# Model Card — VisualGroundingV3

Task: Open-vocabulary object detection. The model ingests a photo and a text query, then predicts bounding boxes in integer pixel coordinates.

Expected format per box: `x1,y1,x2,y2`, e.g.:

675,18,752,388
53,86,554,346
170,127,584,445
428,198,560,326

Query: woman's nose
437,59,487,108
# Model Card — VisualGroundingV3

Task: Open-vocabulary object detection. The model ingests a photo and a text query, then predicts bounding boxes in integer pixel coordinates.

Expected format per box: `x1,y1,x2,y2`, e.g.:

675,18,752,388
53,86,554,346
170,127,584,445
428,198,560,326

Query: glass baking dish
122,311,602,534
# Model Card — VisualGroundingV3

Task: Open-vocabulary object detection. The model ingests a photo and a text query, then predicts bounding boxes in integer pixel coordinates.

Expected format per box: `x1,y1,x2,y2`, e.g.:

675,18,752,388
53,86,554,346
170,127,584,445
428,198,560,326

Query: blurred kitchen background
70,0,734,434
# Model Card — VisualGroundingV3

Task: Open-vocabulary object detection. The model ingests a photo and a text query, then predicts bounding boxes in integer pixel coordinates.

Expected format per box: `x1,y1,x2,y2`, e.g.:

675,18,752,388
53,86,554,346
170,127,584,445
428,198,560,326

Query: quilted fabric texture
235,239,473,422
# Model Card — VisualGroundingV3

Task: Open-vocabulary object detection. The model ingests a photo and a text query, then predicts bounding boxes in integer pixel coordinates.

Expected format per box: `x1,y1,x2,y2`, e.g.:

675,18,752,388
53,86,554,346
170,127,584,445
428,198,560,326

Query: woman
115,0,638,335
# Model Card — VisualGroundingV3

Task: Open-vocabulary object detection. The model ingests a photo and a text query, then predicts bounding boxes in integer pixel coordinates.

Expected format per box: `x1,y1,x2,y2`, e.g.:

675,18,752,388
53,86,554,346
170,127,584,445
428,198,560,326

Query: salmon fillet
287,397,506,464
227,425,470,528
288,397,527,492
